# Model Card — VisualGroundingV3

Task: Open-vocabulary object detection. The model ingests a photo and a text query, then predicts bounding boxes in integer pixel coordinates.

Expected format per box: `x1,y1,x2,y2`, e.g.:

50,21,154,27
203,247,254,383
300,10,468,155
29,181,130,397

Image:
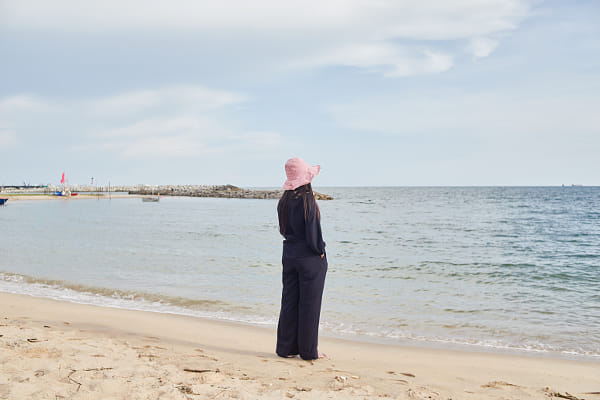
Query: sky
1,0,599,187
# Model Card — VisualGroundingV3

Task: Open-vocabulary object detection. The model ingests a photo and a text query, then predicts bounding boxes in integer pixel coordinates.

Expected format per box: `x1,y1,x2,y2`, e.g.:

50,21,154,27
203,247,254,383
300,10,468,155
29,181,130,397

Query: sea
1,187,598,360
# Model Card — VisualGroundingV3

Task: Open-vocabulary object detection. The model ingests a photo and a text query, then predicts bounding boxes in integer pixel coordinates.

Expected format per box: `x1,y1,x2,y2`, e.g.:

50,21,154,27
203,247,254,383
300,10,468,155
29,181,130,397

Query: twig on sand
546,389,585,400
62,366,114,392
184,368,216,373
67,370,82,392
83,367,113,372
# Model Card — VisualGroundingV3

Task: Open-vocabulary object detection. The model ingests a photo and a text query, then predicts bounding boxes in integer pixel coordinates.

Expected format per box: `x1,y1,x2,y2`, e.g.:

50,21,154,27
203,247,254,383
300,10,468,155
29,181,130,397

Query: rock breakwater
117,184,333,200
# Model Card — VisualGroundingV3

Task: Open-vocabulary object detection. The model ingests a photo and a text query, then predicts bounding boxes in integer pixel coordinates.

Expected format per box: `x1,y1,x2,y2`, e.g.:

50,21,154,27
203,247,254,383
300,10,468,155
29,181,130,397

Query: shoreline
0,271,600,363
1,292,598,399
2,274,597,362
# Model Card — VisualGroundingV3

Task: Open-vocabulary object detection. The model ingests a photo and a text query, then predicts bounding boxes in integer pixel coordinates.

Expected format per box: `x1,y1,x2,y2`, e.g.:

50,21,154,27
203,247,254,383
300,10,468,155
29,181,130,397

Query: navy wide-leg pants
276,254,327,360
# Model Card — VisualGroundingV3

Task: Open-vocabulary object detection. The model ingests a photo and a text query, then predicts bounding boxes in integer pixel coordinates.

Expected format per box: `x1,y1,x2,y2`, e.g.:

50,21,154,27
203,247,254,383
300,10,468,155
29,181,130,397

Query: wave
0,271,276,326
321,321,600,360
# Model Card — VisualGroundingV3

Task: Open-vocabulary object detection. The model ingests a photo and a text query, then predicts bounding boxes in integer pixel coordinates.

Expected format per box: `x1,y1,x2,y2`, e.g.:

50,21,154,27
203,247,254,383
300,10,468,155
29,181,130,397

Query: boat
0,198,7,206
142,189,160,203
55,172,75,197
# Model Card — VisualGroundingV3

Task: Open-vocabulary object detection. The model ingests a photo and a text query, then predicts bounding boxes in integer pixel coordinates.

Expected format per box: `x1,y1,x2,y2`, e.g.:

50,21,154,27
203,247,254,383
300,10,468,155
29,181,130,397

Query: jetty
0,184,333,200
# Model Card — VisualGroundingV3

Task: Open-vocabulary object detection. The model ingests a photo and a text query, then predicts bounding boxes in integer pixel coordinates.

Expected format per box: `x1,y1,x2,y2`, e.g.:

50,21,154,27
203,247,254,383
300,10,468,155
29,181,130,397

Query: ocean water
1,187,598,360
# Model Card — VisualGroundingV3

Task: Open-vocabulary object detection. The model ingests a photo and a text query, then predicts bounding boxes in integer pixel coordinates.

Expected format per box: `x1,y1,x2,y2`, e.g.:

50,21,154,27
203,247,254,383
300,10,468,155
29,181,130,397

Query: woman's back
278,185,325,257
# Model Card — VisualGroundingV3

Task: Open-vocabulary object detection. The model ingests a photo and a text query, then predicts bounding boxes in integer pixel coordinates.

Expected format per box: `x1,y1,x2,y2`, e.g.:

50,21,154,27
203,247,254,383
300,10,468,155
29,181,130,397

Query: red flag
60,172,65,184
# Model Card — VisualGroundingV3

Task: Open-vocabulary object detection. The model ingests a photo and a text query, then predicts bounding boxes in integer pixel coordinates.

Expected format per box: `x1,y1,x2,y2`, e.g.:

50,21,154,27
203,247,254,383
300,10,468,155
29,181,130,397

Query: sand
0,292,598,400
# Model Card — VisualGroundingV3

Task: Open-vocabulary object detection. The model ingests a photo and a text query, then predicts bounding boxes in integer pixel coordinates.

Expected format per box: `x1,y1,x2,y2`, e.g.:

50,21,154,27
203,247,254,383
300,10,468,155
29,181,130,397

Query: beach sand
0,292,598,399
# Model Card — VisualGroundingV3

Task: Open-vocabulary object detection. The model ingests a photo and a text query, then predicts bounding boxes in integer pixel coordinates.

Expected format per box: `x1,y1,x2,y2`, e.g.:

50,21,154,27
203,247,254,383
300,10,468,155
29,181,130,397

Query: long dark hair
278,183,320,236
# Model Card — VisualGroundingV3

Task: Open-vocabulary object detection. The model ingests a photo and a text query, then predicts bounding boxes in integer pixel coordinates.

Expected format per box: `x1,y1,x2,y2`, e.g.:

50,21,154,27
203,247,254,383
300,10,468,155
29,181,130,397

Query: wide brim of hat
282,164,320,190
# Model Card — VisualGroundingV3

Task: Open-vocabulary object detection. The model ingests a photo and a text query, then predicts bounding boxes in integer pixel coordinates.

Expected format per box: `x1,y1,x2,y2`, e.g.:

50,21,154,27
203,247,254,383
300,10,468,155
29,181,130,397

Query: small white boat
142,188,160,202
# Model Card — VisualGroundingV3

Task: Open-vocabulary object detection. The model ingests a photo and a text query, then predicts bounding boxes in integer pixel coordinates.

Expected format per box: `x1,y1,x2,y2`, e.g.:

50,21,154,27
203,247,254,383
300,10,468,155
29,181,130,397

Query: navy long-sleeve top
281,195,326,258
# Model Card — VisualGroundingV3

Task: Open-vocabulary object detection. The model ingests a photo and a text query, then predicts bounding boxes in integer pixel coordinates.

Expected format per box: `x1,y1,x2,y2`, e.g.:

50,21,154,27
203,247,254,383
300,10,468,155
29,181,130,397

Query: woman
276,157,327,360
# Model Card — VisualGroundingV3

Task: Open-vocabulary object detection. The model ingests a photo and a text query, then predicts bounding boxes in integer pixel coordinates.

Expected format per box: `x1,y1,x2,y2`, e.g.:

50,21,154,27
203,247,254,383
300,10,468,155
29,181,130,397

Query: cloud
87,117,284,159
78,86,256,158
117,134,214,158
89,86,247,116
82,118,284,159
0,85,282,160
0,95,53,113
467,37,500,59
0,96,54,149
304,42,454,77
96,117,209,139
0,130,17,147
89,91,161,116
1,0,532,36
86,116,229,158
2,0,534,77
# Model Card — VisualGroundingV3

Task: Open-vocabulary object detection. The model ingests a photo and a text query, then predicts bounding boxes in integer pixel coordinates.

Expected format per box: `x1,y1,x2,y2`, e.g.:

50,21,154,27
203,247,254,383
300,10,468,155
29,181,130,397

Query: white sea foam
0,273,277,327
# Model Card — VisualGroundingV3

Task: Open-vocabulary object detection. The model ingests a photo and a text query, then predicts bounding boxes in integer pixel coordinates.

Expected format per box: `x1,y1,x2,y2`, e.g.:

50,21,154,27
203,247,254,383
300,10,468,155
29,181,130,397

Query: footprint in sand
387,371,415,384
407,387,440,399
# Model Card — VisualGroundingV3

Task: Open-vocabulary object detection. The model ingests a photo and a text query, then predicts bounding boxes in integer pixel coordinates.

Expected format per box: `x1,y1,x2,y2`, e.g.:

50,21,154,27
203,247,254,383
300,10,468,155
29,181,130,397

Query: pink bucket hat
283,157,321,190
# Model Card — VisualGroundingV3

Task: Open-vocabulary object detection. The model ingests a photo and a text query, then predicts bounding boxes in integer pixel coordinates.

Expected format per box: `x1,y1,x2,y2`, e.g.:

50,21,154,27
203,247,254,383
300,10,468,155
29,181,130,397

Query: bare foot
318,352,327,359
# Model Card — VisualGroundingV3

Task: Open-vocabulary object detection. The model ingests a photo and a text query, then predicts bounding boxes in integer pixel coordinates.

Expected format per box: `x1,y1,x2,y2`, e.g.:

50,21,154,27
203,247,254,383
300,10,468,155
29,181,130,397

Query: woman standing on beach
276,157,327,360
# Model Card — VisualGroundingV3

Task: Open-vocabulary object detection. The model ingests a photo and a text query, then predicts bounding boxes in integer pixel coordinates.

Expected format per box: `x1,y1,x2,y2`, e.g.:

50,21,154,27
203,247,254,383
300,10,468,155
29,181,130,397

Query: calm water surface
1,187,598,359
